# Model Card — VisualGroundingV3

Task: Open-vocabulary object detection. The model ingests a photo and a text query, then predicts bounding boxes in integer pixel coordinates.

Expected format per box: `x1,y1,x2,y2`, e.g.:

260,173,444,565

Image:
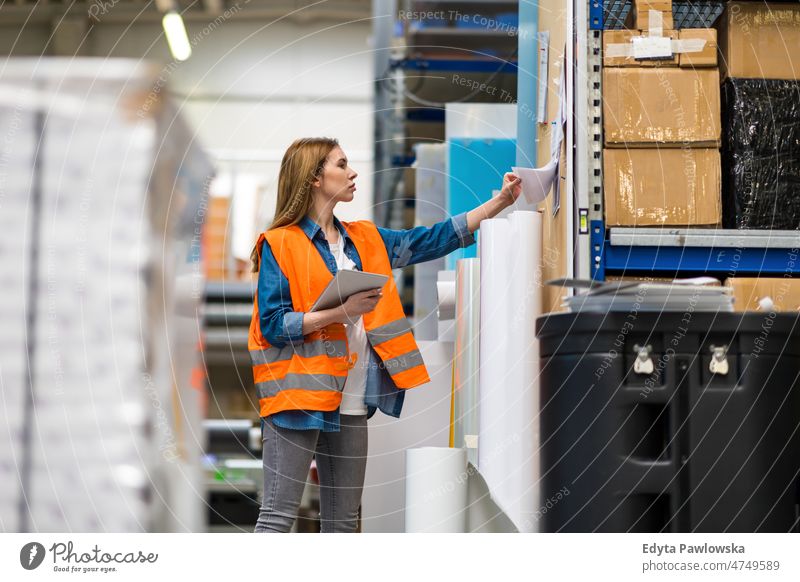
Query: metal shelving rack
374,0,519,228
575,0,800,280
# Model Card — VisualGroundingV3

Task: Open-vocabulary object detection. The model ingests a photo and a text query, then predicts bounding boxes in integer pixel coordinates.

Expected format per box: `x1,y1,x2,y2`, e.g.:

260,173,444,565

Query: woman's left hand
499,172,522,206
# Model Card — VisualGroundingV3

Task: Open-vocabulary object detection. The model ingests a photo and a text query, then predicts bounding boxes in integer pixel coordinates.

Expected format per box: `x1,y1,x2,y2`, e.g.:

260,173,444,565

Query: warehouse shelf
591,224,800,280
578,0,794,282
601,228,800,275
599,0,724,30
390,57,518,73
609,228,800,248
408,27,517,37
375,0,520,232
204,329,249,348
405,108,446,121
603,242,800,275
409,0,517,6
203,303,253,326
204,280,254,301
392,154,416,166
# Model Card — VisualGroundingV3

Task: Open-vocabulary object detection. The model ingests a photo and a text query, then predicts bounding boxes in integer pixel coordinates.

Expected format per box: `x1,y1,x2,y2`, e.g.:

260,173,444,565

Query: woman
249,137,521,533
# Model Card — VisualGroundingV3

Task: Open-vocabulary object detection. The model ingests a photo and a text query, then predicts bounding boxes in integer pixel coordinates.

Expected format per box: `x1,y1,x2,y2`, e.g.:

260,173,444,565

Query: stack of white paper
564,281,733,313
0,59,214,532
0,108,37,531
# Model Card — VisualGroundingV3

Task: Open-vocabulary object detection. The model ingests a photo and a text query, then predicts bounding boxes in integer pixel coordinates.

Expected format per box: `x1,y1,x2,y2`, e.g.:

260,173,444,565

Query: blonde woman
249,137,521,532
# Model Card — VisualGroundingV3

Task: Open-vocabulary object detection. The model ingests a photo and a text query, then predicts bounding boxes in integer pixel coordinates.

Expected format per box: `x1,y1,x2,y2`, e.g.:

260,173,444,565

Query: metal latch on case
633,344,654,375
709,345,729,375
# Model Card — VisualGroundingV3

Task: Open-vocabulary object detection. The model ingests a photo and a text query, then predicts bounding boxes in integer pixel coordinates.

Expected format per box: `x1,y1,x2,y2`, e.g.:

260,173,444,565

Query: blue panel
590,220,606,280
516,0,537,168
590,0,605,30
604,244,800,275
447,138,517,269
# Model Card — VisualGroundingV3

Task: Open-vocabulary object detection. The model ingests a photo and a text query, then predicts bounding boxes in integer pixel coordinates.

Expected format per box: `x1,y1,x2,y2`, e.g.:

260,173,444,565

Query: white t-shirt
328,239,369,415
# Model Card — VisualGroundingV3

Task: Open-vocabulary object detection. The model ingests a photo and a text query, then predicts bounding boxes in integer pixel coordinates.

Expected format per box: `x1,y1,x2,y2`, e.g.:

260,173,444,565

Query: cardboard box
720,2,800,80
678,29,717,67
603,30,678,67
635,9,673,32
403,166,416,198
603,148,721,226
725,278,800,311
603,68,720,146
634,0,672,12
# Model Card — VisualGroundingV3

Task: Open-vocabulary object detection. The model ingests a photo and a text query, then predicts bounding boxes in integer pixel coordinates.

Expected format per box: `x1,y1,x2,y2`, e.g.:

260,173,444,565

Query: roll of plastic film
405,447,467,533
478,219,513,517
507,211,542,533
454,258,481,466
477,213,542,533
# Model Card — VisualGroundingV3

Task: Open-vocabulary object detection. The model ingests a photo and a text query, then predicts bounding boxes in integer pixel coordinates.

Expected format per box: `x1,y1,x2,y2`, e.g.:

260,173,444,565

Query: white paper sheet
512,159,559,204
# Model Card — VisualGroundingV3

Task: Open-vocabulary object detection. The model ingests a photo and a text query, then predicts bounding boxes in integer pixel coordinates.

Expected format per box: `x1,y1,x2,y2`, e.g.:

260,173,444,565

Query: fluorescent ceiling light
162,11,192,61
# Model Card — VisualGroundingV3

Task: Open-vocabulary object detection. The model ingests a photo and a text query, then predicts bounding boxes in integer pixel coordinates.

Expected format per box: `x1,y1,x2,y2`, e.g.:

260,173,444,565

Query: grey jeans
254,414,368,533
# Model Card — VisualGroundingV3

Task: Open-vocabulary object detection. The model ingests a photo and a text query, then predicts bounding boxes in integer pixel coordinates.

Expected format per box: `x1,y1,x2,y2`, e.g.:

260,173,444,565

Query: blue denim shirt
257,213,475,432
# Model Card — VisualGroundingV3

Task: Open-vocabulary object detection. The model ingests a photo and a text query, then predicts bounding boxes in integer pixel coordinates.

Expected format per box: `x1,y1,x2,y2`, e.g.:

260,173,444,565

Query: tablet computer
310,270,389,312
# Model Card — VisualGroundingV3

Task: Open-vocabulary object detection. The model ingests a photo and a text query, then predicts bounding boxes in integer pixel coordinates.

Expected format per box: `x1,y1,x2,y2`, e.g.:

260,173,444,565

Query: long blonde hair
250,137,339,272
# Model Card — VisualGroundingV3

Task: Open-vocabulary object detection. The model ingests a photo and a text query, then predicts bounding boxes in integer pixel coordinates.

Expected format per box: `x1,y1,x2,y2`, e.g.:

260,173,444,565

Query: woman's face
313,146,358,206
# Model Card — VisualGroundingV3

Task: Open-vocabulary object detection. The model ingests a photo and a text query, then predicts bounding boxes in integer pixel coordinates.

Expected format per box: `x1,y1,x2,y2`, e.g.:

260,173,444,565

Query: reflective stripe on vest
255,372,347,399
249,339,348,366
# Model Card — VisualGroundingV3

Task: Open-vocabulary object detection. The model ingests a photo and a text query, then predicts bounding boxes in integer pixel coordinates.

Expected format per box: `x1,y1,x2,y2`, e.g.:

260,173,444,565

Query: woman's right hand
338,288,382,323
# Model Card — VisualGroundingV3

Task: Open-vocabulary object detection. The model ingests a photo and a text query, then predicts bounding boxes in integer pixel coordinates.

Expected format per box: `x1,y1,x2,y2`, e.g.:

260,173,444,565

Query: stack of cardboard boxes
203,196,232,280
717,2,800,310
719,1,800,230
601,1,800,311
602,0,722,227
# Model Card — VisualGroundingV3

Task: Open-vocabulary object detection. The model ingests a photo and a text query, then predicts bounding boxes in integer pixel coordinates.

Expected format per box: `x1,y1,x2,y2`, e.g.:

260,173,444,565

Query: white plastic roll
478,218,513,511
507,211,542,532
477,213,542,533
436,279,456,320
454,258,481,467
404,447,467,532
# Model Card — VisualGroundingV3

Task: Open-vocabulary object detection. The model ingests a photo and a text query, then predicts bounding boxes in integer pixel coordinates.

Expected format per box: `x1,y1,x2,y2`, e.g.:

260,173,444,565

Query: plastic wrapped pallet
722,79,800,155
722,151,800,230
721,78,800,229
0,58,214,532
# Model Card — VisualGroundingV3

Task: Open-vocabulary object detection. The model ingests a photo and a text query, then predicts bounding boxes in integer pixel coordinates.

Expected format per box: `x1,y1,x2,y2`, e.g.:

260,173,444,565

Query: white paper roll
404,447,467,532
436,279,456,320
507,211,542,532
478,218,513,513
454,258,481,466
477,212,543,533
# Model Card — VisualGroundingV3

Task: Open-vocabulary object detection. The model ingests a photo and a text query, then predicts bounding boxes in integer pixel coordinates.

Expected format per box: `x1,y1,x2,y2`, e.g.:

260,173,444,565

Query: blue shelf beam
390,58,518,74
604,243,800,275
406,109,446,122
391,155,416,167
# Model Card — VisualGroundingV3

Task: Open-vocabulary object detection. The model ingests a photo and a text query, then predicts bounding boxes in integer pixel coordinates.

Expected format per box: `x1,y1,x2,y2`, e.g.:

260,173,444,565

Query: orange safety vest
248,220,430,418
